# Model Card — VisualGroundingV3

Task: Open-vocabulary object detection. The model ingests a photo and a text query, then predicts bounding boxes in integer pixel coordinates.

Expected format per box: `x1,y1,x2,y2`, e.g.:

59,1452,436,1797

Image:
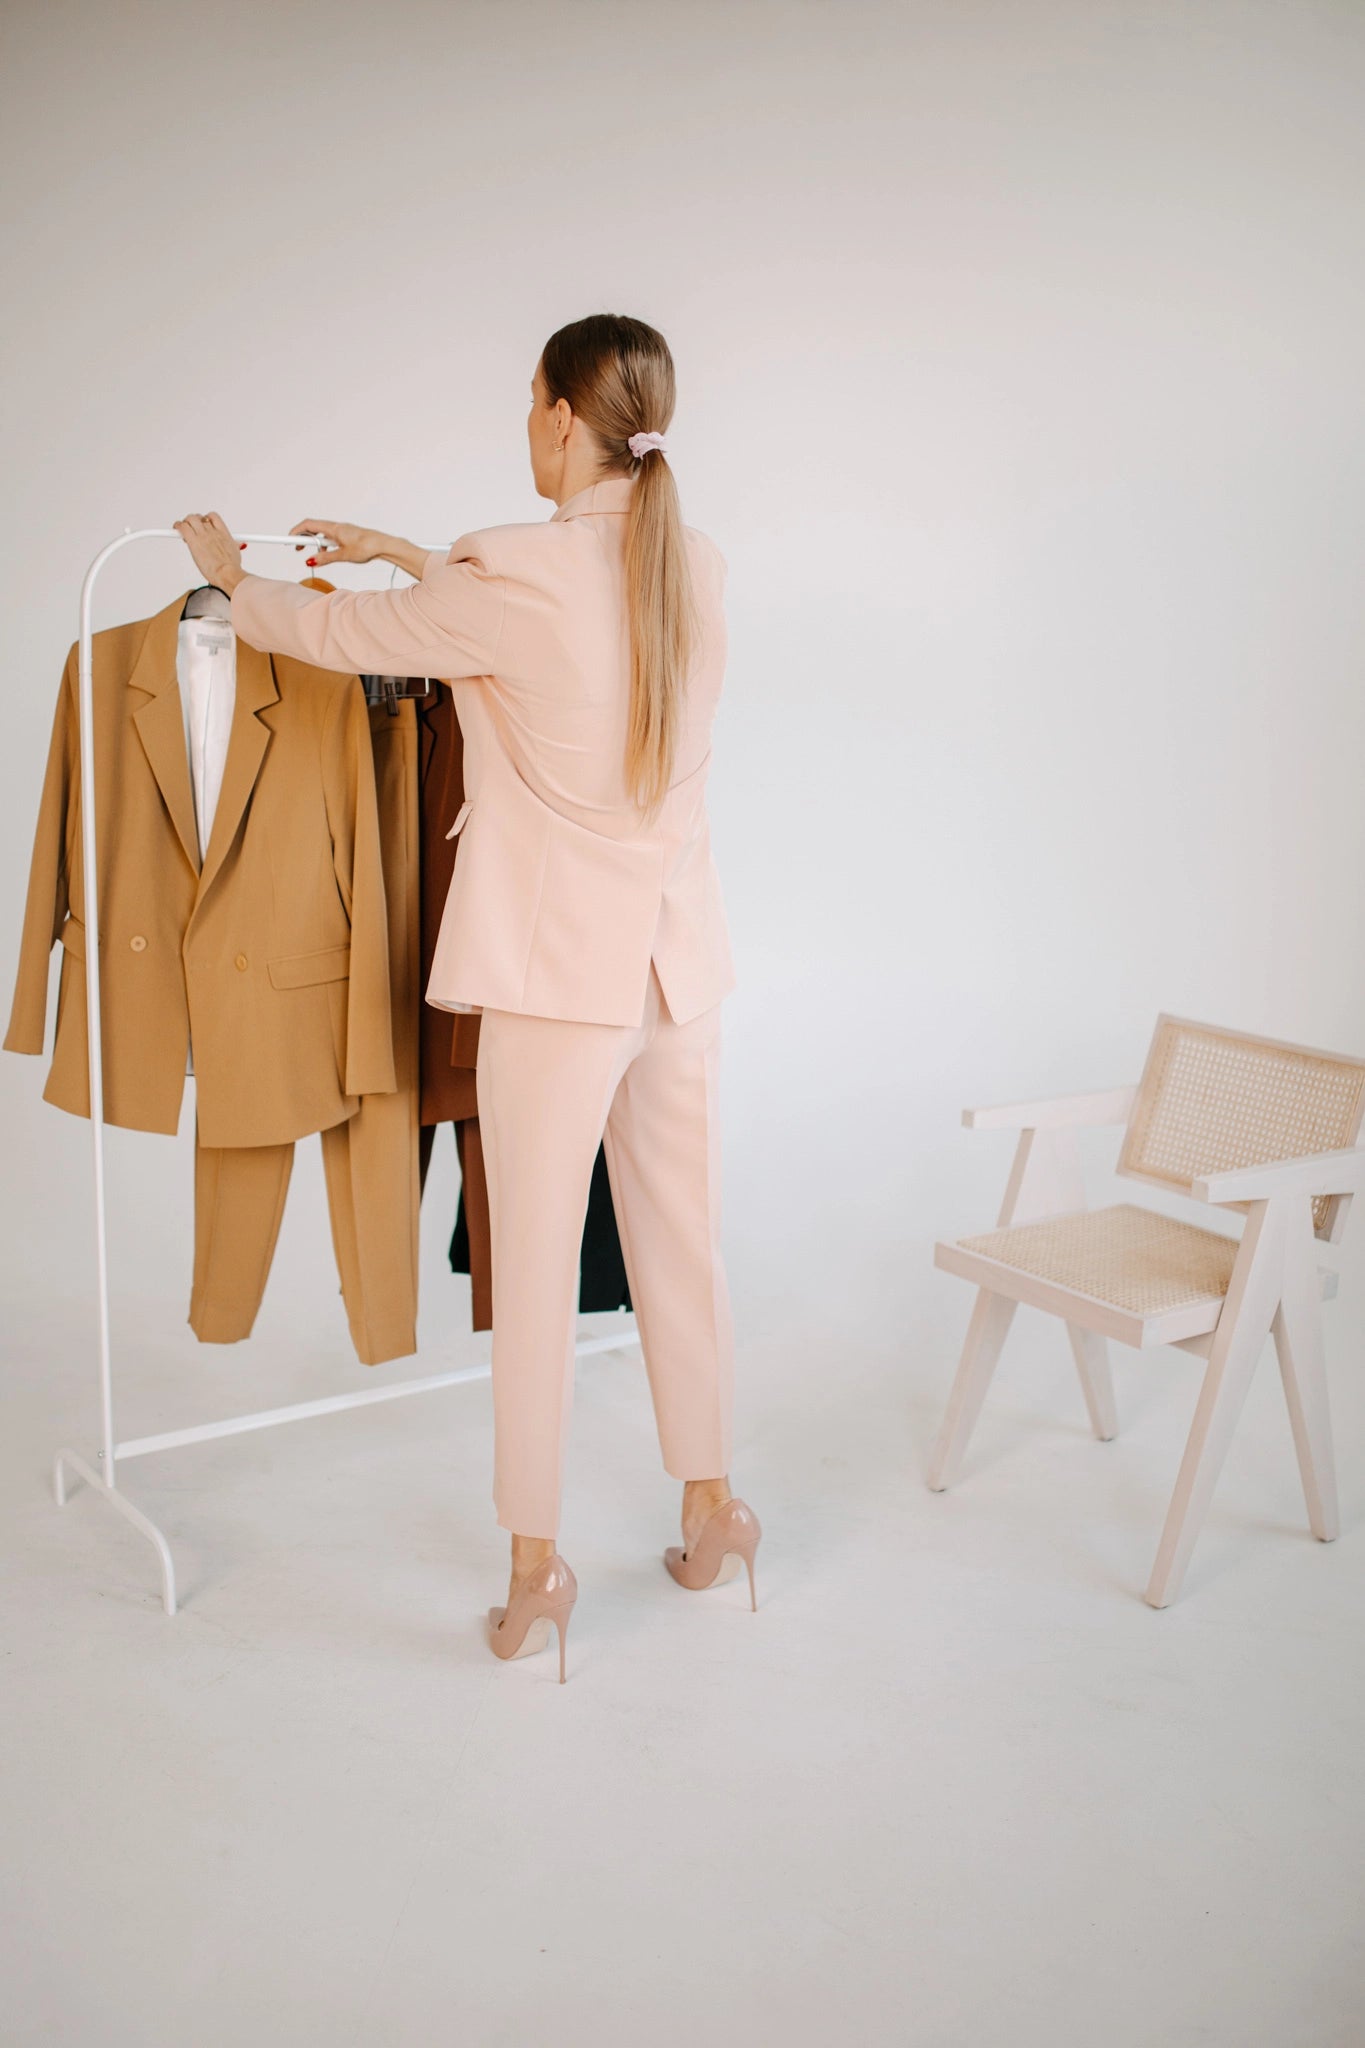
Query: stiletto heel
487,1554,578,1680
664,1497,762,1604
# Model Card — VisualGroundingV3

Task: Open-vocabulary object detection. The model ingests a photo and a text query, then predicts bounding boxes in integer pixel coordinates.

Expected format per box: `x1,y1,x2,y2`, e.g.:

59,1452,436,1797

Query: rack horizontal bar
113,1329,639,1462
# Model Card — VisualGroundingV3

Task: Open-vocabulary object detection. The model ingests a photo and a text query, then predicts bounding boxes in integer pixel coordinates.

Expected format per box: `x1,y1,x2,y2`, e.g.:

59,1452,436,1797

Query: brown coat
416,679,481,1125
413,678,492,1327
4,588,394,1148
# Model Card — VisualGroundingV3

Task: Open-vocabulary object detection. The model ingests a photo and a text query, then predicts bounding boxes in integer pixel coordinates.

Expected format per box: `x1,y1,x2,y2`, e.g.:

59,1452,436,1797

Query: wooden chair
929,1015,1365,1606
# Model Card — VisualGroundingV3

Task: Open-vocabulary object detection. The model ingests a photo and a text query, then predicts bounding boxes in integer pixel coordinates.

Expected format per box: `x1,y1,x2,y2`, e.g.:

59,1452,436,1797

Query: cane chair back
1118,1015,1365,1241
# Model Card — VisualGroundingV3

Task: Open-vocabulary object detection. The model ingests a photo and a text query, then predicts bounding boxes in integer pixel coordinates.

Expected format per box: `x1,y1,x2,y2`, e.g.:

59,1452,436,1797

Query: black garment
448,1140,632,1313
578,1144,633,1312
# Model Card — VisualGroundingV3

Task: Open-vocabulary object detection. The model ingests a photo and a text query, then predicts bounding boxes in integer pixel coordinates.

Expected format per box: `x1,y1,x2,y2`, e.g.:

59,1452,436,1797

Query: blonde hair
541,314,699,812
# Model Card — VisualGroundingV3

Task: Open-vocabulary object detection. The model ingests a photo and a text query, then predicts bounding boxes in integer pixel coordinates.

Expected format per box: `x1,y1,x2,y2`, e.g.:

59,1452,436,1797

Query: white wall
4,0,1364,1369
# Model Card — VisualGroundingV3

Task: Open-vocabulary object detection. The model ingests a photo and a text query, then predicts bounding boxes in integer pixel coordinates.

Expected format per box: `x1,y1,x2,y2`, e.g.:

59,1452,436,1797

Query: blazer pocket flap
267,943,352,990
60,917,85,961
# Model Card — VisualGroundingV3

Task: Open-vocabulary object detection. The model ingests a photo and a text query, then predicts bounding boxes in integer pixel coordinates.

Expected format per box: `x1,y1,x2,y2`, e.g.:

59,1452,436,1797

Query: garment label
195,631,233,655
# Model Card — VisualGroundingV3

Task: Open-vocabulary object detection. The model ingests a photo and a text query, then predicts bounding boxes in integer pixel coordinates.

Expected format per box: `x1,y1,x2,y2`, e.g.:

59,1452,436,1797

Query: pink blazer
230,475,735,1028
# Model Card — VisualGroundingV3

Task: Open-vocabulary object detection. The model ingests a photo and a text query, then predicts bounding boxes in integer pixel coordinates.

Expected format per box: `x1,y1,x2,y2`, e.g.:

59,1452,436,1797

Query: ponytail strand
540,313,699,813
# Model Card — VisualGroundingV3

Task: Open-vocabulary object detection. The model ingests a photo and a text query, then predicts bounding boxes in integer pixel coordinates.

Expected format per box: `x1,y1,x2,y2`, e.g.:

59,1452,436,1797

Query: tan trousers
188,700,421,1367
189,1079,420,1365
478,963,734,1537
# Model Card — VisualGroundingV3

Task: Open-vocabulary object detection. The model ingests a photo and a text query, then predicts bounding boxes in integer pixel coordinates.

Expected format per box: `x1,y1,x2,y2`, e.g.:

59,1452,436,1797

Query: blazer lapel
196,634,280,900
128,590,203,877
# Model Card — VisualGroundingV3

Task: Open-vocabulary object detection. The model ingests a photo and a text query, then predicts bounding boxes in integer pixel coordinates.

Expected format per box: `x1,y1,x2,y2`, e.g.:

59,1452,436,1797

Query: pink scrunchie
628,431,668,459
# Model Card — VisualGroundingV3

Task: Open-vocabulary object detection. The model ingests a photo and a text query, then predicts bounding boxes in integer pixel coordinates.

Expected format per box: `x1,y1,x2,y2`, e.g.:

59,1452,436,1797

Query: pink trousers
476,963,735,1536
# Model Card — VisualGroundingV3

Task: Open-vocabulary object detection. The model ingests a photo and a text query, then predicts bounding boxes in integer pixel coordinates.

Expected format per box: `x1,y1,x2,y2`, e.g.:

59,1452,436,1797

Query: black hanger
181,584,233,622
360,674,435,715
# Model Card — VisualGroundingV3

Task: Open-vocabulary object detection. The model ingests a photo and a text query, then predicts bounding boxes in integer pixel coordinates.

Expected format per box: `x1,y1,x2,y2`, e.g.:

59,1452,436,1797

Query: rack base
51,1328,637,1619
54,1449,179,1616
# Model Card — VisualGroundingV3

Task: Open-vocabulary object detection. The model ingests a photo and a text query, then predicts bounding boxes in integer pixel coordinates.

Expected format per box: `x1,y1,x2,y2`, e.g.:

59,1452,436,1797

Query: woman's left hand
173,511,247,594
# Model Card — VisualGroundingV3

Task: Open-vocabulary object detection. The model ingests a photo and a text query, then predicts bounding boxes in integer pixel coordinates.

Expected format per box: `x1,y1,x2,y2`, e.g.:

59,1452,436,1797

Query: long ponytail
540,314,699,813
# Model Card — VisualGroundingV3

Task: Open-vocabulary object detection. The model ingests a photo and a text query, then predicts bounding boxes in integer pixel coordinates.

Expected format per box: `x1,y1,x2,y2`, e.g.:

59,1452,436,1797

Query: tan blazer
230,474,736,1028
4,589,395,1147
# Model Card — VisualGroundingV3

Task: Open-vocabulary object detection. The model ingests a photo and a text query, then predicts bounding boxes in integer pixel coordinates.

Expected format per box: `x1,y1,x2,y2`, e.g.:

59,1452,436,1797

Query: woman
175,312,760,1682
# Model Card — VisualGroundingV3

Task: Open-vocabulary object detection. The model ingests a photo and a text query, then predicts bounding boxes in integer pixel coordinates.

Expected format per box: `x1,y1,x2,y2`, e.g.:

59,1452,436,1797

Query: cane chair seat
945,1202,1239,1345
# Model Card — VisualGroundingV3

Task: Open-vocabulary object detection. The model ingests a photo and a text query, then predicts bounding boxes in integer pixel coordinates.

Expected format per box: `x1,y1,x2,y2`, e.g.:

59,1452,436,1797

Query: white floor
3,1281,1363,2048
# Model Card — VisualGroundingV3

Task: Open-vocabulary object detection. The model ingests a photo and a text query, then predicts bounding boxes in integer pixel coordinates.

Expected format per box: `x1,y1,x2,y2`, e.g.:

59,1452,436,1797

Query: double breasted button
234,953,248,971
129,934,147,952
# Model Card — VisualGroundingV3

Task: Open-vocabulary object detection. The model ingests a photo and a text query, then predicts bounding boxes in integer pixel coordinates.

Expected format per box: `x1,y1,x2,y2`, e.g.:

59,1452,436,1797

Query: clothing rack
52,528,637,1616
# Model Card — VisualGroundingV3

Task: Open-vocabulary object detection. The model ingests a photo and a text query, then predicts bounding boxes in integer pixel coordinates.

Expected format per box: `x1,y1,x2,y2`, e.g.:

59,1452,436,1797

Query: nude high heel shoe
487,1554,578,1683
664,1498,761,1610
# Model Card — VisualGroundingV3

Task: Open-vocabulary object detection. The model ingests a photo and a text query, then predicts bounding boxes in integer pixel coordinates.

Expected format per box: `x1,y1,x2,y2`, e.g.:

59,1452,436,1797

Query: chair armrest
962,1084,1136,1132
1191,1146,1365,1204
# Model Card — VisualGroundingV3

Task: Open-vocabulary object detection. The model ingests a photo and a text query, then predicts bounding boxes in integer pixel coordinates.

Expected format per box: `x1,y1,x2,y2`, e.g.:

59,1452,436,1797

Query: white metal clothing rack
52,529,637,1616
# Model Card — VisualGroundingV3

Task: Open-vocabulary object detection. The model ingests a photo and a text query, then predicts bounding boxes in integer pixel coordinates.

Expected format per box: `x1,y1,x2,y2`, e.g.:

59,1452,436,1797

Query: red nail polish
306,557,317,567
239,541,247,549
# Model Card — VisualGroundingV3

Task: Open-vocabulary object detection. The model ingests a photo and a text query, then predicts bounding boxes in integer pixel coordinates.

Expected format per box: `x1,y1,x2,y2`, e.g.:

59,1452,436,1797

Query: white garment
176,617,237,1075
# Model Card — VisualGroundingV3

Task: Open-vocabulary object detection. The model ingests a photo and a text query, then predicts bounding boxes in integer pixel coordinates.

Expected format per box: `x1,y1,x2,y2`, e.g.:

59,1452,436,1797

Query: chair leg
1067,1324,1117,1441
928,1288,1016,1491
1144,1201,1285,1610
1272,1278,1340,1544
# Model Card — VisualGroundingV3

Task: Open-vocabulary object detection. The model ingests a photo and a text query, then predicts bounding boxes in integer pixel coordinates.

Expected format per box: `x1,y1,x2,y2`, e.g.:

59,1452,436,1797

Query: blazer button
234,953,248,971
130,934,147,952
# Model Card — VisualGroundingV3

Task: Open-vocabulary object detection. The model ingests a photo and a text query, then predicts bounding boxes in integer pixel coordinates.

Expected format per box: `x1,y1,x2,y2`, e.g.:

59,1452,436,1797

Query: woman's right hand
289,518,386,569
